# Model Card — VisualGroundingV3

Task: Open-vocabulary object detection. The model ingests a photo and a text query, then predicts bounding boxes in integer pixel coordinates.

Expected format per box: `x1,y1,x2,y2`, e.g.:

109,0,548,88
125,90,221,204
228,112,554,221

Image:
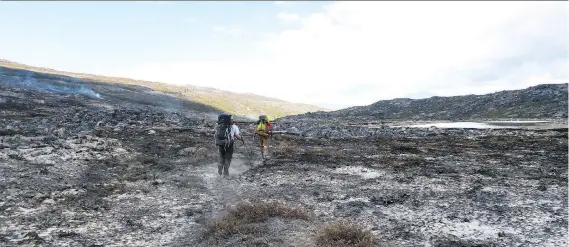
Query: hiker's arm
234,125,245,143
234,127,243,140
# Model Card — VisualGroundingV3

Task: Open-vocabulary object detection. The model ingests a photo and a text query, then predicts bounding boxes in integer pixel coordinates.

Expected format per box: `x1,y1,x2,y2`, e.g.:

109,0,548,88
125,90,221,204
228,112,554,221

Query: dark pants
218,144,234,175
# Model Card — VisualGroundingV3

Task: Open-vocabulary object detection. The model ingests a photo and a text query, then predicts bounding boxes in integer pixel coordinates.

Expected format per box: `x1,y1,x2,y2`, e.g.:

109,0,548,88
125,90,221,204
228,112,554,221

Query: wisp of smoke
2,71,102,99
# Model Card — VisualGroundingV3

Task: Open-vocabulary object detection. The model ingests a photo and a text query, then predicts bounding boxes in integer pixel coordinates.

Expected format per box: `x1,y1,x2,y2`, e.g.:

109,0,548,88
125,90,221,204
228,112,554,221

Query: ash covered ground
1,71,568,247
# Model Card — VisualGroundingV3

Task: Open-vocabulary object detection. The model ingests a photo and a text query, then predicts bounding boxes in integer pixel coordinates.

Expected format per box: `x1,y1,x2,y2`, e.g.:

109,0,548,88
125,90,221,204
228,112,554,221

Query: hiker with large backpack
254,115,273,159
215,114,244,176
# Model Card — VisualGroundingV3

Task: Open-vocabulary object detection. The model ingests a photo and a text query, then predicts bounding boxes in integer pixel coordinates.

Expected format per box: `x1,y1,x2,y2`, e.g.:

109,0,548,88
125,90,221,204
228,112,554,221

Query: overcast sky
0,1,567,110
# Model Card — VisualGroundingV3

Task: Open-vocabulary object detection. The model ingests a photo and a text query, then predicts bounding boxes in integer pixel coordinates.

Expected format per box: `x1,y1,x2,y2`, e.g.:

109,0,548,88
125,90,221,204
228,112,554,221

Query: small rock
148,129,156,135
42,199,56,205
54,127,65,137
178,147,197,155
152,179,164,185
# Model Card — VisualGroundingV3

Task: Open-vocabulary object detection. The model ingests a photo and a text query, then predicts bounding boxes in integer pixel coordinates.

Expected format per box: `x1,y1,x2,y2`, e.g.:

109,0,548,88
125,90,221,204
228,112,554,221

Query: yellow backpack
256,115,272,133
257,121,267,132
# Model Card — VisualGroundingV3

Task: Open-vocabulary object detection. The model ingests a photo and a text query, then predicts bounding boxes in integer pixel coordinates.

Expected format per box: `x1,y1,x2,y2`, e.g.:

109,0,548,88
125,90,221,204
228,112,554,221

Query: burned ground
1,77,568,246
249,132,567,246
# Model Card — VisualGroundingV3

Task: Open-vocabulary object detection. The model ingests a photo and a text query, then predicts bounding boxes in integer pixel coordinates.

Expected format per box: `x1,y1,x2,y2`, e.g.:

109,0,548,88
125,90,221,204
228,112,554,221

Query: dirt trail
197,158,259,210
167,158,265,246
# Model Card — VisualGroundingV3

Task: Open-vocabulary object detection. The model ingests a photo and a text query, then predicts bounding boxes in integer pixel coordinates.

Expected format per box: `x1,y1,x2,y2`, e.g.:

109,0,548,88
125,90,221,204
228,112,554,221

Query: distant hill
0,59,326,119
285,83,568,121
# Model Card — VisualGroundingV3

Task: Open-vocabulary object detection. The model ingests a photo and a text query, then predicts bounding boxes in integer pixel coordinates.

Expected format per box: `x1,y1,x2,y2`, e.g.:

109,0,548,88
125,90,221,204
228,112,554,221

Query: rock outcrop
286,83,568,121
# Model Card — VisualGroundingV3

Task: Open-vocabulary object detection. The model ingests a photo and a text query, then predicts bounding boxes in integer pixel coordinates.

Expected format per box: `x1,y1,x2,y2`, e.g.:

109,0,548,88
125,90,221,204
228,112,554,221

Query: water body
393,121,566,129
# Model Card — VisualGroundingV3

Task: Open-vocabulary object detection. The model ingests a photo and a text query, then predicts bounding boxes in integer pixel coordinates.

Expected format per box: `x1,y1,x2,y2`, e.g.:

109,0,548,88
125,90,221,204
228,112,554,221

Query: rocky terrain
1,66,568,247
295,83,568,121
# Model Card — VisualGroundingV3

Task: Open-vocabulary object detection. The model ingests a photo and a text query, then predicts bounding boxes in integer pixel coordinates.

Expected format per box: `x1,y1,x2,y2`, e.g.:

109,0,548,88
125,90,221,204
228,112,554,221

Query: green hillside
0,59,327,119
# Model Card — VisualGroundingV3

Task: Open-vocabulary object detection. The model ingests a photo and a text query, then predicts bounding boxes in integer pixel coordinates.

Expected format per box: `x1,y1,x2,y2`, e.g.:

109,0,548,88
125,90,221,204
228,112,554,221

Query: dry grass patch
203,199,311,239
391,156,426,171
404,156,425,167
273,137,306,159
316,220,374,247
275,140,297,155
390,142,421,154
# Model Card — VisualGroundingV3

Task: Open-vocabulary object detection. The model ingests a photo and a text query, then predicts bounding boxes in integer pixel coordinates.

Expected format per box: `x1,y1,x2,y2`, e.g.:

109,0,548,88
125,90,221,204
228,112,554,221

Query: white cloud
213,25,242,35
116,2,568,108
276,12,301,22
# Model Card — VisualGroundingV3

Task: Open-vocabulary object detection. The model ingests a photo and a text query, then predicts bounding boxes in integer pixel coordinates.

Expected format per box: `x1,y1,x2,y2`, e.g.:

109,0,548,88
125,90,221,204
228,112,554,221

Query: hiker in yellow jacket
255,115,273,159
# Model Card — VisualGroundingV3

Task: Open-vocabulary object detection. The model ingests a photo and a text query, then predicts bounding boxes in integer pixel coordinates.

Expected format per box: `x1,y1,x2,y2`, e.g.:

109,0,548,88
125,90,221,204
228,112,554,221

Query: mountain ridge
284,83,568,121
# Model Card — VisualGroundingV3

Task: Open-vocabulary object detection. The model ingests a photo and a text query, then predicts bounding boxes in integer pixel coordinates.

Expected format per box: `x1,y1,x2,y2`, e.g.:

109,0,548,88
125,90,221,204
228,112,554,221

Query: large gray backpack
215,114,232,146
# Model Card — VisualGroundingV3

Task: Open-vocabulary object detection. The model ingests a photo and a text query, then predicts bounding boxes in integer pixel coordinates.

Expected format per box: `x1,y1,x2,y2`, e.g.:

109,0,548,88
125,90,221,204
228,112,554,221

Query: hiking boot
218,165,223,175
223,164,230,176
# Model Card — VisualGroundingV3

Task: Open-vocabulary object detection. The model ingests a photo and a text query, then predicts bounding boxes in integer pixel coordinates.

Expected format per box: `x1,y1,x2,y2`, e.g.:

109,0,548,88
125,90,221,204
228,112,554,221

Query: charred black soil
1,78,568,246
